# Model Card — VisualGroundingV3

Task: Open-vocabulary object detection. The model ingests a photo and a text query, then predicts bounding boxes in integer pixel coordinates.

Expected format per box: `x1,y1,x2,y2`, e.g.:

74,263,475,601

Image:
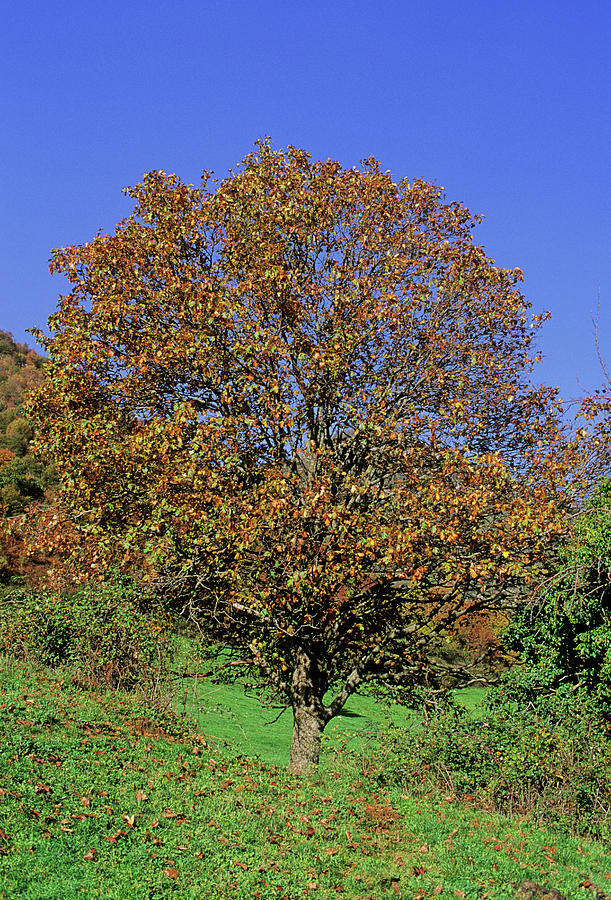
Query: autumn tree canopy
31,142,567,772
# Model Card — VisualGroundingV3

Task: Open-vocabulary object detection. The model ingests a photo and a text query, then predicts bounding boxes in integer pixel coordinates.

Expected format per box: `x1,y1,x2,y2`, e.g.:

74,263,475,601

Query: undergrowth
0,578,173,692
329,693,611,843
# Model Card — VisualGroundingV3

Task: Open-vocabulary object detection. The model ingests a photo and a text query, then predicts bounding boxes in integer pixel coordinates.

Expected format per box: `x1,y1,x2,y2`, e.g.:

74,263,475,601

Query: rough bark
288,647,329,775
288,705,325,775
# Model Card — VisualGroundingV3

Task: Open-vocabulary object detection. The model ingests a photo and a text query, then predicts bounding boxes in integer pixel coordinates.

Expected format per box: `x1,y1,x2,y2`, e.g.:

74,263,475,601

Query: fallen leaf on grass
123,814,135,828
135,790,148,802
164,868,178,879
433,887,443,896
455,892,466,899
106,830,127,843
80,796,91,806
83,849,97,861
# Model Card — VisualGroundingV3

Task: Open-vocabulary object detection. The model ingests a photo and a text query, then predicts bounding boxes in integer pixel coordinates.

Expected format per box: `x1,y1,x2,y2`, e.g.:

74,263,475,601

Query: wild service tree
30,142,566,773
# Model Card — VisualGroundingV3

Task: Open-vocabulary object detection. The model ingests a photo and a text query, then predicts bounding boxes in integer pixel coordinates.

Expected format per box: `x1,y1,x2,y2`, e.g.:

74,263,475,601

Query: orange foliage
29,142,570,769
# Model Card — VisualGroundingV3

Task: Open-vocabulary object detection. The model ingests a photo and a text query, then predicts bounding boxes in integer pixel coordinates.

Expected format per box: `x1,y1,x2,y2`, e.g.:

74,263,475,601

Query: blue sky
2,0,609,402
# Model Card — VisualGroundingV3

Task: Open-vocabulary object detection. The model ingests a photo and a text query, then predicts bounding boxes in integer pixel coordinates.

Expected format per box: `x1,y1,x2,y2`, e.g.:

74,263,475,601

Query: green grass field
2,654,610,899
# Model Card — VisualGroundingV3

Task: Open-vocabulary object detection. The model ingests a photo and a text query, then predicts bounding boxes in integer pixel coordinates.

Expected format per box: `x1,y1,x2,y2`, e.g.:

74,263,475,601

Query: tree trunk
288,646,328,775
288,705,325,775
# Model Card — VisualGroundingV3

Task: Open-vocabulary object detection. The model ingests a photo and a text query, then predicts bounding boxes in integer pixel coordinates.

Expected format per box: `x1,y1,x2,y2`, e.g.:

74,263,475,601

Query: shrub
330,691,611,840
0,576,173,692
503,480,611,718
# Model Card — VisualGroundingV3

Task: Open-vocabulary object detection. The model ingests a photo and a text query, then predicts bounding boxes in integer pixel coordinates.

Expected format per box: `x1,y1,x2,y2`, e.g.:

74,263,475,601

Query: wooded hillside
0,331,55,579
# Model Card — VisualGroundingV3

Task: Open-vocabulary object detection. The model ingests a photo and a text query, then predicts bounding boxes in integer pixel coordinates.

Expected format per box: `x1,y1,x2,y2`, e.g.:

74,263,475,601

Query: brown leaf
83,849,97,861
106,830,127,843
164,868,178,879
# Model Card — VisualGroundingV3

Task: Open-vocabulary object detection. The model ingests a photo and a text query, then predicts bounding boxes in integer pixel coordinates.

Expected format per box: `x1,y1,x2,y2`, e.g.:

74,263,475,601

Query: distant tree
30,142,567,772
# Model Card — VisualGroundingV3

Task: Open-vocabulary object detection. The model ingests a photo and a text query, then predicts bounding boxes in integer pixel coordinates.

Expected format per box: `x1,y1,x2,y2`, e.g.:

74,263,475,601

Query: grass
2,655,611,898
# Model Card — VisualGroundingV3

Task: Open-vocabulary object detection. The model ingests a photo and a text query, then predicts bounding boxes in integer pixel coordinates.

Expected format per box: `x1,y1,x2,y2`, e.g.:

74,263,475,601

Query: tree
30,142,567,773
502,479,611,718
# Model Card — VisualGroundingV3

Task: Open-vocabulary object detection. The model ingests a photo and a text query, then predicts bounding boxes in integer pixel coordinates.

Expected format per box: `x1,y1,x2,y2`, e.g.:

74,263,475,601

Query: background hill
0,330,55,579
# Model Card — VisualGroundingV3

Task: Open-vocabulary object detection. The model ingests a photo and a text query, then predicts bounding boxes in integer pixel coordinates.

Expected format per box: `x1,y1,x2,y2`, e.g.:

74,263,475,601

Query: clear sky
2,0,609,403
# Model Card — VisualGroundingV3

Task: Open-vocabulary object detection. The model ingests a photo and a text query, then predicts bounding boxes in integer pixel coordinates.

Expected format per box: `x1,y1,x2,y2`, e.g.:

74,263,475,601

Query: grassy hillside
1,655,610,899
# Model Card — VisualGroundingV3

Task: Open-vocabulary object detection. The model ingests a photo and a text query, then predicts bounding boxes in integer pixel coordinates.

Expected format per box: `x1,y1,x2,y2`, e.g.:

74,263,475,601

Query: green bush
503,480,611,718
333,692,611,840
0,576,174,692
